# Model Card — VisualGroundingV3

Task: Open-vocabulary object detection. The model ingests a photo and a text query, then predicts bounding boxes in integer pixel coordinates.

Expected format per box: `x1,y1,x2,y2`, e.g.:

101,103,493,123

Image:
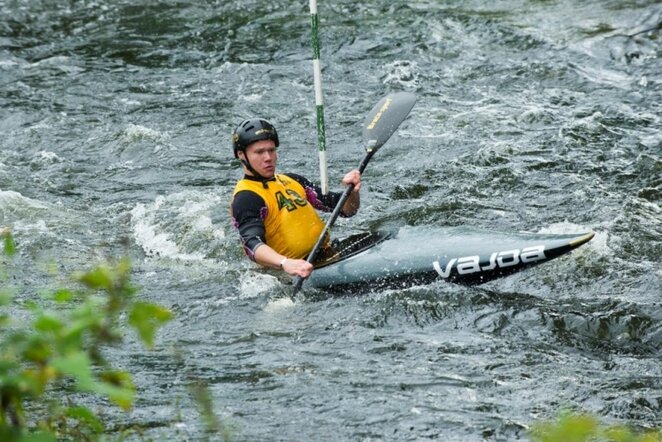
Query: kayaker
230,118,361,278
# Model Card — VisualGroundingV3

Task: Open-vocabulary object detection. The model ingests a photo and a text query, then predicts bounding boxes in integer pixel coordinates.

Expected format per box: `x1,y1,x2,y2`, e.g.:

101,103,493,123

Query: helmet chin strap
240,155,272,185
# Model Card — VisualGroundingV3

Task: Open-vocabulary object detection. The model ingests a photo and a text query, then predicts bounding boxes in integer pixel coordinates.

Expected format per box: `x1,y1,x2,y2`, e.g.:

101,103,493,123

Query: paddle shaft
291,151,375,293
289,91,416,294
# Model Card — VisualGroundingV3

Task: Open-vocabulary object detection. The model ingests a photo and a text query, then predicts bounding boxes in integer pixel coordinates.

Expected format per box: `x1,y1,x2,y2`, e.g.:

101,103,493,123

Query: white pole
309,0,328,194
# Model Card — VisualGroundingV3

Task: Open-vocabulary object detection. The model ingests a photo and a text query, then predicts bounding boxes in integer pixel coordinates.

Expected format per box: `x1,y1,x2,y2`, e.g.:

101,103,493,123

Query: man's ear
237,150,246,161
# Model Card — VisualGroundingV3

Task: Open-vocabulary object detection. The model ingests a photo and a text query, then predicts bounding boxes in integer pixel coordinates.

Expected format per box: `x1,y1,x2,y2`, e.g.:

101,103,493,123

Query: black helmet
232,118,279,158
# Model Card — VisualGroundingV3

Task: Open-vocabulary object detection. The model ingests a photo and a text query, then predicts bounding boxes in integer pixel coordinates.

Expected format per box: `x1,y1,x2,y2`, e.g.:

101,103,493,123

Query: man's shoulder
279,173,311,187
231,189,265,209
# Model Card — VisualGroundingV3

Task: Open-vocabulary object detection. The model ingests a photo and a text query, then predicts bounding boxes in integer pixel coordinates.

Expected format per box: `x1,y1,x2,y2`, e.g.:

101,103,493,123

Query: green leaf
18,431,57,442
129,302,173,348
60,301,106,347
76,266,113,290
51,352,95,390
64,406,104,433
530,412,599,442
115,258,132,278
94,372,135,410
2,230,16,257
51,352,135,410
52,289,74,303
21,336,52,364
34,314,63,333
0,290,12,306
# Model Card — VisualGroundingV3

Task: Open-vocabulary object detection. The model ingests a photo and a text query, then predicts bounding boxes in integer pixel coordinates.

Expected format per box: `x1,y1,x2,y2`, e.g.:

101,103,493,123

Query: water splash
129,191,226,262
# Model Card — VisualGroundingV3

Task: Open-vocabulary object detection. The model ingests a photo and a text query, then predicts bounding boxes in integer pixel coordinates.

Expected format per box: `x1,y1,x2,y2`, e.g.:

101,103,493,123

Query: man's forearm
254,244,288,269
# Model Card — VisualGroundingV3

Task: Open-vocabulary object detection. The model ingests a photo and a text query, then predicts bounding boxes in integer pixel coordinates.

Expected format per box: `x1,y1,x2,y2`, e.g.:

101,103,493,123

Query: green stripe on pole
316,104,326,148
311,13,321,60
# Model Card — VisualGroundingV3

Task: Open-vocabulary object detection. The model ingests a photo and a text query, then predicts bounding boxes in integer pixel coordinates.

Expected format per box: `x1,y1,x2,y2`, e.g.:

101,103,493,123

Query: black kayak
303,226,595,292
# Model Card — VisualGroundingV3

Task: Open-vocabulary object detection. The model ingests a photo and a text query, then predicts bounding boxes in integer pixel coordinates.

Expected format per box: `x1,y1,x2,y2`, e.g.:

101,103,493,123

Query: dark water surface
1,0,660,440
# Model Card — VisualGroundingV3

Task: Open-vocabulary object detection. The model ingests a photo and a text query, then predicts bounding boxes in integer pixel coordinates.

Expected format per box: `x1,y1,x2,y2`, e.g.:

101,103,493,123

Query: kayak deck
313,231,392,269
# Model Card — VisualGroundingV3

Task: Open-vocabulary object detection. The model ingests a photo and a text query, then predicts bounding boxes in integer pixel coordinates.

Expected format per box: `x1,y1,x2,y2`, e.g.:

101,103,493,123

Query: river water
1,0,660,440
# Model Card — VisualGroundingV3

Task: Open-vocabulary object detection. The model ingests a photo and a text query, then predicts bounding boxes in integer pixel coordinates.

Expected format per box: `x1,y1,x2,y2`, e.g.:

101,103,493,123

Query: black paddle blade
362,91,416,152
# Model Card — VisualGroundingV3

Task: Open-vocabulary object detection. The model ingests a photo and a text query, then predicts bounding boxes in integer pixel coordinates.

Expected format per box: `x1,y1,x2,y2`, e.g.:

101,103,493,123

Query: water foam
0,189,49,210
382,60,419,88
263,296,296,313
129,191,227,262
537,221,592,235
240,272,281,296
12,219,51,234
130,199,203,261
123,124,169,142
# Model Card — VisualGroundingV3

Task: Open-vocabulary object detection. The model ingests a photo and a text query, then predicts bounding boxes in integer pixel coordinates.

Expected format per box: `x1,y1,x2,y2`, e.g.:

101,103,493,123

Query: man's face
239,139,277,178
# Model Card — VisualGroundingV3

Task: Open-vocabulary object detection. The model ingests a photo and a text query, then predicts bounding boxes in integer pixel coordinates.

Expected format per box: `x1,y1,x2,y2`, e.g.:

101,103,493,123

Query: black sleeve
230,190,267,260
286,173,352,217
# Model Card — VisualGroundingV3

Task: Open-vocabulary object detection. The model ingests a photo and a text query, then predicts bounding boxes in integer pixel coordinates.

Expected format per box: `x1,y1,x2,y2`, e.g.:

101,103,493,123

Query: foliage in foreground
0,229,172,441
530,411,662,442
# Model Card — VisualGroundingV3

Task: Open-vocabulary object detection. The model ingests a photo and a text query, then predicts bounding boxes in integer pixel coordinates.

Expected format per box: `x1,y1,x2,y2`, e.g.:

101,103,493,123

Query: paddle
291,91,417,294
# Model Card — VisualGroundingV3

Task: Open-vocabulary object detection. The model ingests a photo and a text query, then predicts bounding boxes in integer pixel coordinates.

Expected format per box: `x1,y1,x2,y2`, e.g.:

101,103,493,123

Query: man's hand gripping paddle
291,91,417,294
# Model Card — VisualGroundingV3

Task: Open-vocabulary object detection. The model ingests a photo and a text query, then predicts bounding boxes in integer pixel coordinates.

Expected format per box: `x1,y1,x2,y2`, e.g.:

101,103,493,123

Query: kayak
304,226,595,292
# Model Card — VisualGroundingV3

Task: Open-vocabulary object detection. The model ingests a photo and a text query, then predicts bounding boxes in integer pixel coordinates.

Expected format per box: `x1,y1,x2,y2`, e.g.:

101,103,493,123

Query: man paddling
230,118,361,278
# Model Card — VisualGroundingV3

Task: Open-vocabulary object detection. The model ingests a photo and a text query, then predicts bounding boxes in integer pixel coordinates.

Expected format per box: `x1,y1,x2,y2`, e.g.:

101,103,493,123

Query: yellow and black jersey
230,173,347,260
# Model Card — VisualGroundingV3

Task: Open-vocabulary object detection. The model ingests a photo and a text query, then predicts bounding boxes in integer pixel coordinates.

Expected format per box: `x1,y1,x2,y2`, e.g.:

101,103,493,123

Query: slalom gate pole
309,0,329,194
